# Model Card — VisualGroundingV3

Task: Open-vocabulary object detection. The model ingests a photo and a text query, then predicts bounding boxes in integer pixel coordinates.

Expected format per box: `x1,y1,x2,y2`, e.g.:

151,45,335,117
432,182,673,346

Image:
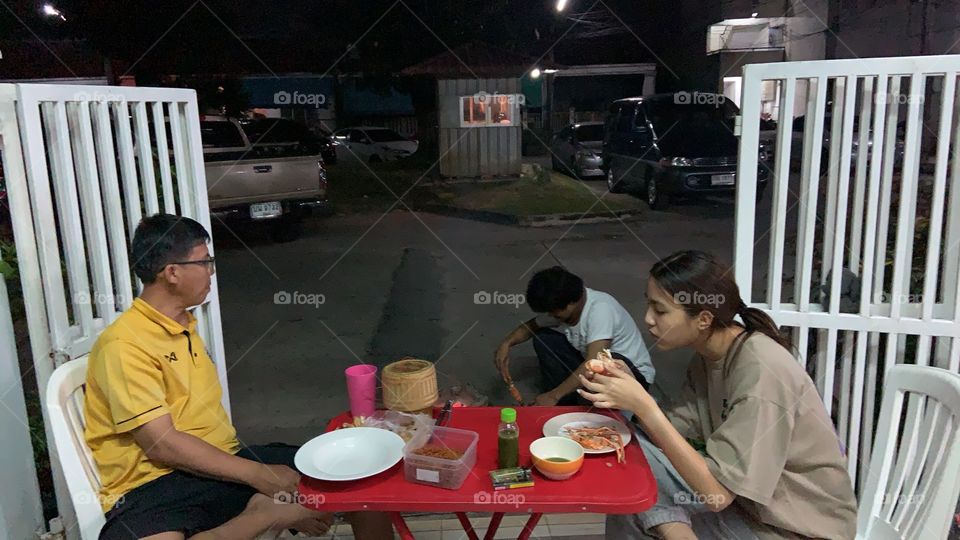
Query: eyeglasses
167,257,216,271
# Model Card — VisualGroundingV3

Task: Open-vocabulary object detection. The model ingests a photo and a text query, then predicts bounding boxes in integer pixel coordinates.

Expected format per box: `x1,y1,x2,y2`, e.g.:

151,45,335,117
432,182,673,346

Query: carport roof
400,42,561,79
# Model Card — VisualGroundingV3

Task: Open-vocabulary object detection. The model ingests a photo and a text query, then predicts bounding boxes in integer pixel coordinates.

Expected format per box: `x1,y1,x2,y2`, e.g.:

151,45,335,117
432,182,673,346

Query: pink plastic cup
345,364,378,419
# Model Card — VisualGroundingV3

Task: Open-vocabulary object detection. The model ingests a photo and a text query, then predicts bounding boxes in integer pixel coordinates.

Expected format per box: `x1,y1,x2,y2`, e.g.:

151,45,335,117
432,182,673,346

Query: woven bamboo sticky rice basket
382,357,439,413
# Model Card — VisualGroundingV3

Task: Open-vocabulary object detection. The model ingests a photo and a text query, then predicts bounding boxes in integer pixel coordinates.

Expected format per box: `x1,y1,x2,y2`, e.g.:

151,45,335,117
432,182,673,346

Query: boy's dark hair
131,214,210,283
526,266,584,313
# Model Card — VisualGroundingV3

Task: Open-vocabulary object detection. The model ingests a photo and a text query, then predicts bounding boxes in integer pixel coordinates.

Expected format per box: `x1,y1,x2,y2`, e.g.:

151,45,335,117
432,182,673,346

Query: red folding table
298,406,657,540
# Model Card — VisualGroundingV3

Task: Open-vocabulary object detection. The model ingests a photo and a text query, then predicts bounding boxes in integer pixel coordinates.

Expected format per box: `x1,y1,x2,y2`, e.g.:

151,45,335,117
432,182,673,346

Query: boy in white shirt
494,266,655,405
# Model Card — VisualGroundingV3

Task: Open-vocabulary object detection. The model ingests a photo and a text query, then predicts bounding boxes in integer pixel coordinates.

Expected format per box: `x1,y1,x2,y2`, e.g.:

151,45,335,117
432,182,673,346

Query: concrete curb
420,204,643,227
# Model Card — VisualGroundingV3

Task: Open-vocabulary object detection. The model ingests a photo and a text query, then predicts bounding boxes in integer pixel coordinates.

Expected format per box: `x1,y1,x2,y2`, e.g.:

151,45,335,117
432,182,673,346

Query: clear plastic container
403,425,478,489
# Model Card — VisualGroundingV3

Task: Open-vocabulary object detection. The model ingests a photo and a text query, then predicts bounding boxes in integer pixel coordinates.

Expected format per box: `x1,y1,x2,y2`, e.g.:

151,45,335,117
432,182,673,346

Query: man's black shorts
99,443,298,539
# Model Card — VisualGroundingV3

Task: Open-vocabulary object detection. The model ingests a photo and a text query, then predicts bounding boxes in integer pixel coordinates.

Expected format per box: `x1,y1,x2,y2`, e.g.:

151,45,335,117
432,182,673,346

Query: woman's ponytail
737,301,792,350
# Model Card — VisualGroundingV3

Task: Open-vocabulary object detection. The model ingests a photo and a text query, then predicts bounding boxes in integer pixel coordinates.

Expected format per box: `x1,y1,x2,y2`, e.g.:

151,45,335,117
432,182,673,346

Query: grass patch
436,171,641,217
325,153,442,212
326,157,640,218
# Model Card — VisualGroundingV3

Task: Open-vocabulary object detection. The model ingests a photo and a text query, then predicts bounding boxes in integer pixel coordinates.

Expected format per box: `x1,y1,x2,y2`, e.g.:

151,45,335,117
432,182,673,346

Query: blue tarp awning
241,76,334,109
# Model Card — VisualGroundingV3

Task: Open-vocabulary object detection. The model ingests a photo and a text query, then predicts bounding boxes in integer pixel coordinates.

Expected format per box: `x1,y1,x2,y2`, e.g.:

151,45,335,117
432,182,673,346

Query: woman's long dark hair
650,250,793,351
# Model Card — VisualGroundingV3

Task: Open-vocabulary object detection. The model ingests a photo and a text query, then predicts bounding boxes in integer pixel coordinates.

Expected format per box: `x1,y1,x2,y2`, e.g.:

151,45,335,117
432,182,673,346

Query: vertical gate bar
151,101,176,214
828,76,858,314
768,77,795,310
735,65,763,298
822,328,837,415
112,101,143,247
798,325,810,371
850,78,875,271
133,101,160,216
847,329,867,483
874,77,902,316
822,78,845,294
92,100,131,321
797,77,829,312
71,101,115,327
168,101,194,219
838,331,854,442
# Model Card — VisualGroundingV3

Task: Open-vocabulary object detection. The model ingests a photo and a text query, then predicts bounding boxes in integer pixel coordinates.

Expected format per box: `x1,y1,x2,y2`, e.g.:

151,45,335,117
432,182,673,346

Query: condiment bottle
498,407,519,469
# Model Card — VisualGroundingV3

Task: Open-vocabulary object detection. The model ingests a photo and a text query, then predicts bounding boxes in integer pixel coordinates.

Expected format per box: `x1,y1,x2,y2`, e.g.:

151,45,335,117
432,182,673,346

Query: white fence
0,83,227,538
735,55,960,495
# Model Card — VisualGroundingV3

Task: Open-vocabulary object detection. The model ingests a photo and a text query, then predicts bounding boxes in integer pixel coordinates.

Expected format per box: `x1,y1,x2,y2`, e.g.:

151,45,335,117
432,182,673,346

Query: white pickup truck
200,116,329,240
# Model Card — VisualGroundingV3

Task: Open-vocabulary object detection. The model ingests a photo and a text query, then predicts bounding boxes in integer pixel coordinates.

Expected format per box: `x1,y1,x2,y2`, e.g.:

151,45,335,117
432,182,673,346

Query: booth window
459,94,519,127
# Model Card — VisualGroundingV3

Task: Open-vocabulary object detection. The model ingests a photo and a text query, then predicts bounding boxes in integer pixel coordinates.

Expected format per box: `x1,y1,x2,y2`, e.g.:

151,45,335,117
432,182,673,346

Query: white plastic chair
45,356,106,540
856,364,960,539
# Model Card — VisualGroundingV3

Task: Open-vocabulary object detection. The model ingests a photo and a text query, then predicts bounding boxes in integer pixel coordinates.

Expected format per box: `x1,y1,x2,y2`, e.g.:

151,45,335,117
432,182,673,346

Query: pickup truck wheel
271,214,303,243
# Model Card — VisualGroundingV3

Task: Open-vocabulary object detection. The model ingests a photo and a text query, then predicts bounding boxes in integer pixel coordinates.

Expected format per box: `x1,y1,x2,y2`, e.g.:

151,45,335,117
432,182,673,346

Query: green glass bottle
497,407,519,469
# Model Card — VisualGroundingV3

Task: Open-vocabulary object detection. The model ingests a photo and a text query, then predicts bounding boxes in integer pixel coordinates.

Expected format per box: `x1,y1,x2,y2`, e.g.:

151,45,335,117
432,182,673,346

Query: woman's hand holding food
577,362,653,414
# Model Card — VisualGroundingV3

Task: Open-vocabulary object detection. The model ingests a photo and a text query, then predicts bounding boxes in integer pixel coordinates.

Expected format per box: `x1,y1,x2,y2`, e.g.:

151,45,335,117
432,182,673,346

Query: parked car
200,115,329,241
239,118,337,165
759,114,905,173
550,121,605,178
602,94,769,209
332,127,418,163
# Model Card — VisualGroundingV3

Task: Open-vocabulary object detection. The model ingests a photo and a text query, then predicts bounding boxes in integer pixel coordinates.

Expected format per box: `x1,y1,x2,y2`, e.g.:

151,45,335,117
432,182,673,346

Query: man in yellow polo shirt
84,214,389,539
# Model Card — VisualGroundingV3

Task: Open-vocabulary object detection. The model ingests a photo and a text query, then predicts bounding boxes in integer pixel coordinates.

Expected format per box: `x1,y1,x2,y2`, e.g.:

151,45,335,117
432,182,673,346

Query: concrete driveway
211,193,747,444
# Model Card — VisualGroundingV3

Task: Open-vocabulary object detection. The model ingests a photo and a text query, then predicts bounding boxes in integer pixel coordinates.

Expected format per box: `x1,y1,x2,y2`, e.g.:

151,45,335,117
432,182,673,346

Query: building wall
831,0,960,58
437,78,522,178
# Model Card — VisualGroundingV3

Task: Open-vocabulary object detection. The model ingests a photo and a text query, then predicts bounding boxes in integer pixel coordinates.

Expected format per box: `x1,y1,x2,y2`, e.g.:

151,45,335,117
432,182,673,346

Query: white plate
295,427,405,481
542,412,632,455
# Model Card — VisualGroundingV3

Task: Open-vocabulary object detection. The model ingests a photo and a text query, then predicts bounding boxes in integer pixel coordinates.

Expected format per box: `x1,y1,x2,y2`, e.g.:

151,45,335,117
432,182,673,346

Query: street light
556,0,568,12
42,4,66,21
530,68,542,79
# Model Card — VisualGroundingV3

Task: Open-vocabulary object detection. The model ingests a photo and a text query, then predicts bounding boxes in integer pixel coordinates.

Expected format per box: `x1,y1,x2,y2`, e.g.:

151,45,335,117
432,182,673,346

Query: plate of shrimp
542,412,631,463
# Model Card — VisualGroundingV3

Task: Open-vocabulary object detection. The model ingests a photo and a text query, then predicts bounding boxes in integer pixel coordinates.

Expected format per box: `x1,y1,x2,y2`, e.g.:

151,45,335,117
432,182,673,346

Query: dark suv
602,94,769,209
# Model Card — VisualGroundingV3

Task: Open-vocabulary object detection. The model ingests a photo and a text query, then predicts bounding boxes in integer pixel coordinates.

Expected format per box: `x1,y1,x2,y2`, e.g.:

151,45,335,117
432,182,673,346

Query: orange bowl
530,436,585,480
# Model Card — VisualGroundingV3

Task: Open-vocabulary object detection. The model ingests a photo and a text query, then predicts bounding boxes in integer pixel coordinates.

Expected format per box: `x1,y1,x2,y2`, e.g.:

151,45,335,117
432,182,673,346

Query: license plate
711,174,735,186
250,201,282,219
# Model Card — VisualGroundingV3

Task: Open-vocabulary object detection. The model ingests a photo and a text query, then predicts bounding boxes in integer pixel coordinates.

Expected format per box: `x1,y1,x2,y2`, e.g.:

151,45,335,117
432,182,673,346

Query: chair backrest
857,364,960,540
45,356,105,539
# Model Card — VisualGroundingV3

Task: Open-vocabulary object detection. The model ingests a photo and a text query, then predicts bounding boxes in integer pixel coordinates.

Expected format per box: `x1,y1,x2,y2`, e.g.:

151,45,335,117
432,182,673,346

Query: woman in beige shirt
580,251,857,539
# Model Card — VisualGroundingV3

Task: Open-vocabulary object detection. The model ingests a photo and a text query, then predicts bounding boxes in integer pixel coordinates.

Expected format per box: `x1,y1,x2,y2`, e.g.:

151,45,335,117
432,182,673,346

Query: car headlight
660,157,693,167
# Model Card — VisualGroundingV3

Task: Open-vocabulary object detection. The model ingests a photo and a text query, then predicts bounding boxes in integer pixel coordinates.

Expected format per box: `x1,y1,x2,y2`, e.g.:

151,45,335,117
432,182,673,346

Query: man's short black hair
131,214,210,283
526,266,584,313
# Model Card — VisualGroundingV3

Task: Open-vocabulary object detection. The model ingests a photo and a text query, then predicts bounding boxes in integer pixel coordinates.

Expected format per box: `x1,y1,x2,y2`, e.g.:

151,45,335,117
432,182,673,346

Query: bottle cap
501,407,517,423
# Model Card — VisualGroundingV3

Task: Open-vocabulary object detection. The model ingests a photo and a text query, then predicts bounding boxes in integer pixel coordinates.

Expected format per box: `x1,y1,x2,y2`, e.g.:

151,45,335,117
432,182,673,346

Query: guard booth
402,42,557,179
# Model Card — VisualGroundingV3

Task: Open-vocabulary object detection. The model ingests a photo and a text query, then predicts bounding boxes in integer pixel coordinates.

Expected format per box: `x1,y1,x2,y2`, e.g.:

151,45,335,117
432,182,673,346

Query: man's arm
494,317,541,375
132,414,298,497
536,339,611,405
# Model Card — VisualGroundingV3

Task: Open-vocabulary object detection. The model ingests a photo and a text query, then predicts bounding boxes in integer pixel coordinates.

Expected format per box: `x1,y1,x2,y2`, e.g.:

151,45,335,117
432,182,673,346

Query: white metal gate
0,83,229,538
734,55,960,496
